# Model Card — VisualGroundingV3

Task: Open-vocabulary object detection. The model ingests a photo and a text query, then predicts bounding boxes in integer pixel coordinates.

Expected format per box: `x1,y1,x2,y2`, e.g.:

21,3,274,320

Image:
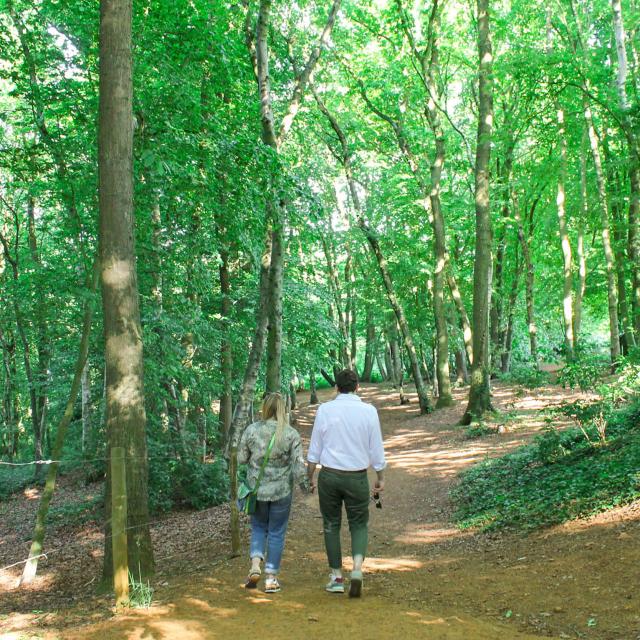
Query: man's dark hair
336,369,358,393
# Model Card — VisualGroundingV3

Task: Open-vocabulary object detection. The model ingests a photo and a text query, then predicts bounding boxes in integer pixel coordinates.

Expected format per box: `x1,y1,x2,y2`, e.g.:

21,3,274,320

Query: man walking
307,369,386,598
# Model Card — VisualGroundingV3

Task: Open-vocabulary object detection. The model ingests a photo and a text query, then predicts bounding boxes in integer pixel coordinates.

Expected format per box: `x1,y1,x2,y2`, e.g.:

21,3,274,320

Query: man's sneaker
325,575,345,593
264,576,281,593
349,570,363,598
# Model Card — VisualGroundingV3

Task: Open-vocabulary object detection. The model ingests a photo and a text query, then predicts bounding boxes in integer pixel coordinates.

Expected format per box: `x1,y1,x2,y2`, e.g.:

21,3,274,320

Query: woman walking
238,392,308,593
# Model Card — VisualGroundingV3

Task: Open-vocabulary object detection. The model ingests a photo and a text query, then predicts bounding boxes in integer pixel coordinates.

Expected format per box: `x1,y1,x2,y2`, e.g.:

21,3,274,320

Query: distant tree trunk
362,226,432,413
345,254,357,370
1,328,19,458
27,197,51,453
447,269,473,366
556,107,576,360
309,371,318,405
320,368,336,387
81,359,91,453
361,308,375,382
462,0,494,425
490,137,514,367
99,0,154,581
514,194,539,366
455,349,469,386
375,352,387,381
611,0,640,336
574,132,589,345
501,248,523,373
388,318,408,405
584,101,621,365
604,139,636,352
219,247,233,443
321,235,350,367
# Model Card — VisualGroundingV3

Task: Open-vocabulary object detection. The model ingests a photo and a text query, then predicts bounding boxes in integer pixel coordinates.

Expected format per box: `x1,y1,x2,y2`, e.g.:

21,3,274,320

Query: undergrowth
451,361,640,532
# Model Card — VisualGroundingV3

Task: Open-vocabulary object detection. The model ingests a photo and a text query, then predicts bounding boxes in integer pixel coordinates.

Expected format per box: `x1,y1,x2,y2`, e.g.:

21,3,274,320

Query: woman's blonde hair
261,392,288,444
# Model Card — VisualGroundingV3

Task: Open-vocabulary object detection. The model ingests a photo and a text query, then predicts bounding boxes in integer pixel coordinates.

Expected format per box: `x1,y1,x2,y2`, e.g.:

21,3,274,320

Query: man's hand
374,479,385,493
307,462,318,494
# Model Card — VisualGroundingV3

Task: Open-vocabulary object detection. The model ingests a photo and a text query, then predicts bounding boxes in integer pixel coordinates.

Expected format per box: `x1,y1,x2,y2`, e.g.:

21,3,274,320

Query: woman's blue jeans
249,493,292,574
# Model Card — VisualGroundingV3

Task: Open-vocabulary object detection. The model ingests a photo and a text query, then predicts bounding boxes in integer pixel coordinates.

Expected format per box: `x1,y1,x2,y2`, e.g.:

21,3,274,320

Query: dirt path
2,382,639,639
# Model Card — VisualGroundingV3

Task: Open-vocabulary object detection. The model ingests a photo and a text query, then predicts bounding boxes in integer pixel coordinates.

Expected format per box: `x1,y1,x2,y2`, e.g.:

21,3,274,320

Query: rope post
111,446,129,608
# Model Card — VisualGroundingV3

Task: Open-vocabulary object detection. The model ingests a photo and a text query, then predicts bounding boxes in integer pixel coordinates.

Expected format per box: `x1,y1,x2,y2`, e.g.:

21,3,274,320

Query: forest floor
1,376,640,640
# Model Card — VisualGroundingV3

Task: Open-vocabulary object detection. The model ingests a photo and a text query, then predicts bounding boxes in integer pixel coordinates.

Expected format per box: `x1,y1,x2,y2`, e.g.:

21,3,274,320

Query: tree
98,0,154,581
462,0,494,424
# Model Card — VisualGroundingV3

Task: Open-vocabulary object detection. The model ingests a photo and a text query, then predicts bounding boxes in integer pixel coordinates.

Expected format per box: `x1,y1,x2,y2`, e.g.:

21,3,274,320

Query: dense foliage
452,362,640,530
1,0,640,518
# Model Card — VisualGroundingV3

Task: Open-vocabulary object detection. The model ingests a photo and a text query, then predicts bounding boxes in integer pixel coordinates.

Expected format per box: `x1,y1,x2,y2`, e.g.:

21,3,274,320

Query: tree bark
584,101,621,365
514,193,539,366
27,197,51,453
99,0,154,581
611,0,640,338
574,132,589,346
81,359,91,453
321,235,350,367
219,247,233,444
309,371,319,405
556,107,576,360
462,0,494,424
361,307,375,382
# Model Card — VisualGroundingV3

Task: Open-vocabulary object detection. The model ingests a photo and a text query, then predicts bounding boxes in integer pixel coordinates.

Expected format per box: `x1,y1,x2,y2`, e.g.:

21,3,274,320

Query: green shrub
451,399,640,531
557,353,608,391
147,443,229,514
463,422,496,439
499,363,549,388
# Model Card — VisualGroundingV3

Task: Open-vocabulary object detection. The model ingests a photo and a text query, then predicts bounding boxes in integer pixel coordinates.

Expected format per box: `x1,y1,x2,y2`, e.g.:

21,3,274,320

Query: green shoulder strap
253,431,276,493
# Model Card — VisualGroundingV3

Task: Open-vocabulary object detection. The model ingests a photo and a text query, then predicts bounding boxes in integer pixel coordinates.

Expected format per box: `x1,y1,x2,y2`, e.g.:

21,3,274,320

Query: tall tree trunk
309,371,318,405
556,108,576,360
345,253,357,369
501,247,523,373
462,0,494,425
99,0,154,581
388,317,409,405
574,132,589,346
81,359,91,453
321,235,350,367
514,194,539,366
447,269,473,366
611,0,640,338
27,197,51,452
362,307,375,382
584,101,621,365
219,247,233,443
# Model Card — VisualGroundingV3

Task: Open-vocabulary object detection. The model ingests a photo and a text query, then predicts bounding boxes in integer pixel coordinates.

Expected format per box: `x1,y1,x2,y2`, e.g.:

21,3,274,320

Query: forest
1,0,640,638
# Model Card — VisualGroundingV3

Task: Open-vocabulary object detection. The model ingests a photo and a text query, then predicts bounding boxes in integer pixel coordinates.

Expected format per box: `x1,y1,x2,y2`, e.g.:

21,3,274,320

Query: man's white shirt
307,393,386,472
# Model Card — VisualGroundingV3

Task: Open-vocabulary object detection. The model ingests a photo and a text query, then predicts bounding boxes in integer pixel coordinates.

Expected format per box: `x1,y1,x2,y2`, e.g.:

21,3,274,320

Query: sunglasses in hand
371,492,382,509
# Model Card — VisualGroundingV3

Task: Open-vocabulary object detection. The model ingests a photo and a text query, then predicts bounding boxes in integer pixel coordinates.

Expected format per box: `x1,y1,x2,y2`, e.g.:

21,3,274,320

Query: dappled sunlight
23,488,41,500
181,598,229,613
146,619,210,640
394,523,471,545
364,556,424,572
245,595,273,605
